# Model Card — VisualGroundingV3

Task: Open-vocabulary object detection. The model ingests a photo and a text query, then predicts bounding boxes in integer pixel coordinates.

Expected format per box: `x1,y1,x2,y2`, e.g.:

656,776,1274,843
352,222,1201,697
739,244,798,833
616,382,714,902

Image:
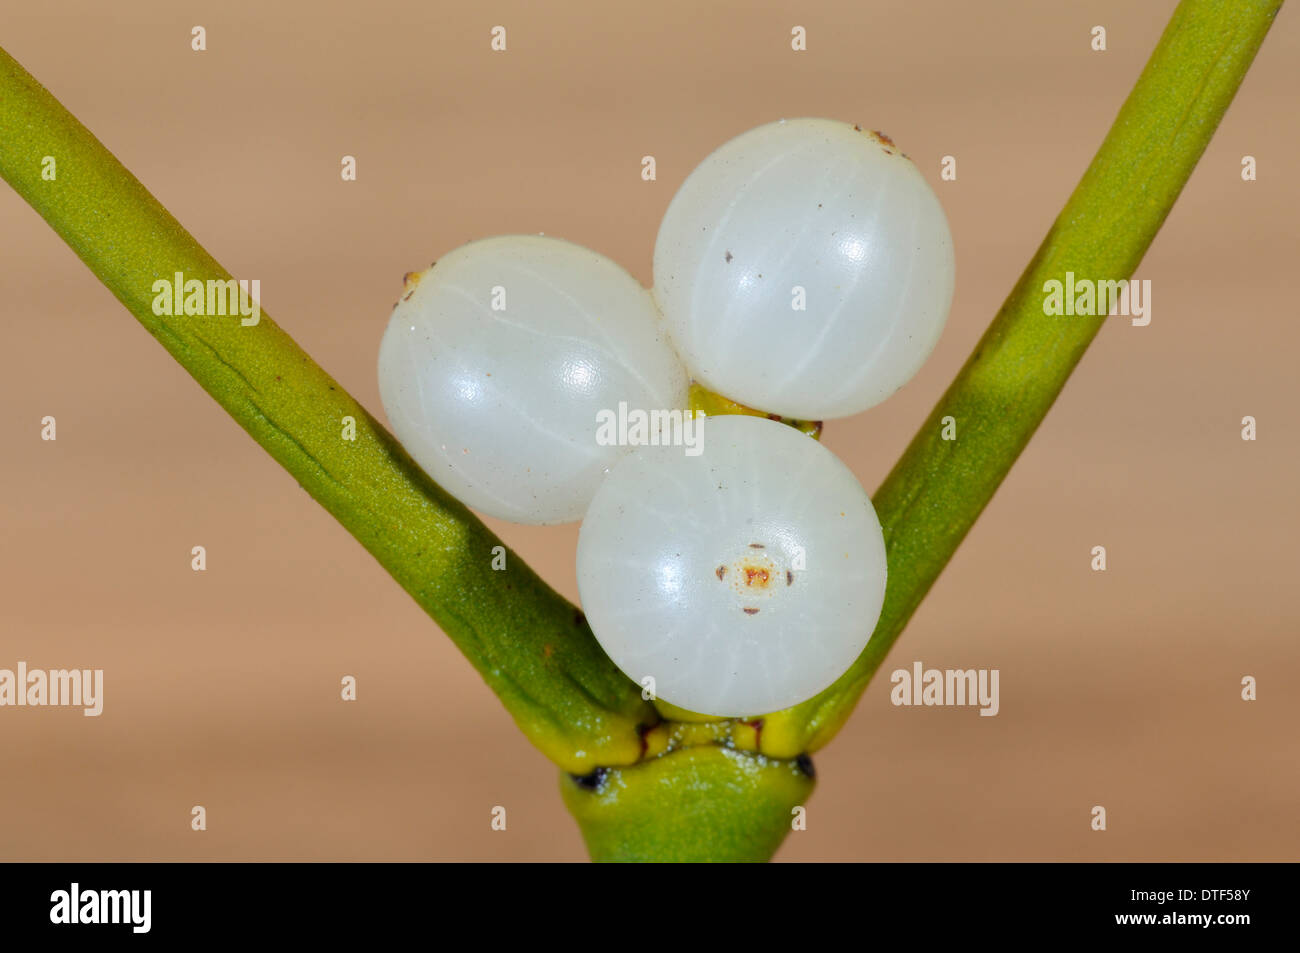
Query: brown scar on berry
401,271,422,301
716,565,727,580
869,129,900,156
542,643,554,660
743,607,760,615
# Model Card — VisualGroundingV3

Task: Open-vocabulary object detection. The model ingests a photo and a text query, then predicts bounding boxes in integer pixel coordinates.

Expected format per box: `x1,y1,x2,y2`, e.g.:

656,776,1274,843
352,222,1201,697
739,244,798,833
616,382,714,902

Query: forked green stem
0,0,1283,860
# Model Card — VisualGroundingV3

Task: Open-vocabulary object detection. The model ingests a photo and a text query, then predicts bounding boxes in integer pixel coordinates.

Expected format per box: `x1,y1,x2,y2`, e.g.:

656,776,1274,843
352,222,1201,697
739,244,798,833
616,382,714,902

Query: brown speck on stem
636,721,659,759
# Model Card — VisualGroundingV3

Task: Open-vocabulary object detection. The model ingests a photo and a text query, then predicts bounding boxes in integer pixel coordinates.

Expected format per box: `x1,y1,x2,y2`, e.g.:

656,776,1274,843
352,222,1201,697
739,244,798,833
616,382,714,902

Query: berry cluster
378,118,954,716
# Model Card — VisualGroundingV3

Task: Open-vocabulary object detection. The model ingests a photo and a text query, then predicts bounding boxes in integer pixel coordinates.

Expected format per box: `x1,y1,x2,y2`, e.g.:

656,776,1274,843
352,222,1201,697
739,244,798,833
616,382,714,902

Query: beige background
1,0,1296,861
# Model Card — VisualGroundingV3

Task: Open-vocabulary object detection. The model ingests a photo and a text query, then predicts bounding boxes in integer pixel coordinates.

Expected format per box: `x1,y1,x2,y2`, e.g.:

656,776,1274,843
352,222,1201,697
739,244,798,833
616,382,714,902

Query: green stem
0,44,653,775
0,0,1283,861
769,0,1285,755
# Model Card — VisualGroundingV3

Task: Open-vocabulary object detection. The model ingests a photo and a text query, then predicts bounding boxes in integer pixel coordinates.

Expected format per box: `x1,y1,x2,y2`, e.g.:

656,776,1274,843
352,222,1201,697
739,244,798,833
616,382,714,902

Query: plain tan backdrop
1,0,1297,862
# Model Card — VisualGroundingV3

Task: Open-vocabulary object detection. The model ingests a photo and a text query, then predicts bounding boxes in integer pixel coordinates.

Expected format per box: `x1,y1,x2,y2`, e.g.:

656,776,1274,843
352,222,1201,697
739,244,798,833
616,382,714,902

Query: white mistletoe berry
653,118,955,420
576,414,887,716
379,235,689,524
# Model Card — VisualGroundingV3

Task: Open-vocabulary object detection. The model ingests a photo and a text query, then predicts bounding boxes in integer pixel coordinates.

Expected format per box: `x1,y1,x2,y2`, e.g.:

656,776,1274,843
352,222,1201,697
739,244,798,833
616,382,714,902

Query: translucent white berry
576,414,887,716
378,235,689,525
653,118,955,420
